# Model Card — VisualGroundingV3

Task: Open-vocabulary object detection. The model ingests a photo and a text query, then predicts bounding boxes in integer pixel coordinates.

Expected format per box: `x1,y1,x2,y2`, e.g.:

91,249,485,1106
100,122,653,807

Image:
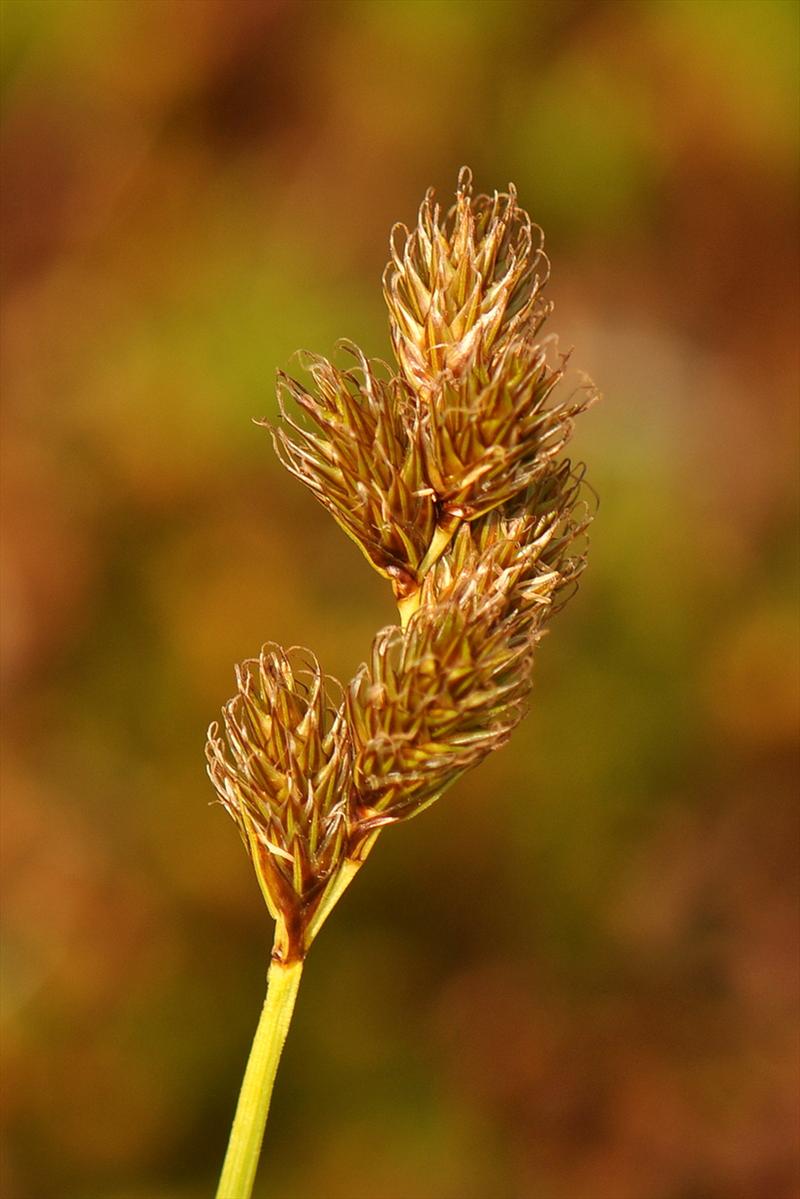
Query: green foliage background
2,2,798,1197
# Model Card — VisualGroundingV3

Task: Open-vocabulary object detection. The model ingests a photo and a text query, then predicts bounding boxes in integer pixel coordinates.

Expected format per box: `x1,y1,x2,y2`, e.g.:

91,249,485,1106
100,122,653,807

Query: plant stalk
216,957,303,1199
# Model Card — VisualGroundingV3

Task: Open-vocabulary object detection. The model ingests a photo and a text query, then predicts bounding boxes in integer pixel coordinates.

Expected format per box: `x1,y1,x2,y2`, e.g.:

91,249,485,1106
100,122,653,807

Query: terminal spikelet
383,166,550,395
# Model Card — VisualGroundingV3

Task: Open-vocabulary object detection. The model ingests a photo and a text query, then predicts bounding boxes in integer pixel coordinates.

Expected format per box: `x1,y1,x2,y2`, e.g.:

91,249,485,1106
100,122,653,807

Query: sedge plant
206,169,596,1199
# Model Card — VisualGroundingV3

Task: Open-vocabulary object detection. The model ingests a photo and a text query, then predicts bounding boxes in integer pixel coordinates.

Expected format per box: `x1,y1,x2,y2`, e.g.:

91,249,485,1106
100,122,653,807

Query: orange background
2,2,798,1197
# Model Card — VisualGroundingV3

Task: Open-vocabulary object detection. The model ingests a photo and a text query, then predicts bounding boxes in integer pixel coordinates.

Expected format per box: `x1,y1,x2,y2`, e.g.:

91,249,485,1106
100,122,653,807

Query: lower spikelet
206,644,352,959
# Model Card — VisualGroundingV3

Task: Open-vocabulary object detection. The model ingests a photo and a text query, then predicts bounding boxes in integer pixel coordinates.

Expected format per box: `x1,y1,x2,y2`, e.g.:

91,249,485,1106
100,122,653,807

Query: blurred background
1,2,798,1197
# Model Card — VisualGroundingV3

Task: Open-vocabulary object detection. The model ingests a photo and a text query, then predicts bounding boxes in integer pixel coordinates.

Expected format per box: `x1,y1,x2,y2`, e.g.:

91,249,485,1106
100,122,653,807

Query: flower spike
384,166,550,395
206,644,353,962
269,344,435,599
348,603,533,827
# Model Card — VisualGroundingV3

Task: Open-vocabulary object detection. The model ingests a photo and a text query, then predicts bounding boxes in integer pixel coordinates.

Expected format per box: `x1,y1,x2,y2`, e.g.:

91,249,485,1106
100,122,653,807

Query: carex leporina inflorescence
206,170,596,964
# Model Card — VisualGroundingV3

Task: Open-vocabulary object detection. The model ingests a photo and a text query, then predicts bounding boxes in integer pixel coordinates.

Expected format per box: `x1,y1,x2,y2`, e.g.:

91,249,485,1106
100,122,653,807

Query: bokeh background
2,2,798,1197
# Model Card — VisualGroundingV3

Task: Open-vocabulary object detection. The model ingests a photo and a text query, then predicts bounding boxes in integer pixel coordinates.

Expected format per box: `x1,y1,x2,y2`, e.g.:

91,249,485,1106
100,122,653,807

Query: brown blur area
1,2,798,1197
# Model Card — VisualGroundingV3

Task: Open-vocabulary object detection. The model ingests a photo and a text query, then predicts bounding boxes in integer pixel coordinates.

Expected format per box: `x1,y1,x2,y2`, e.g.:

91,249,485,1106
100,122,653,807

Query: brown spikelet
348,604,532,828
269,343,435,599
383,167,550,395
420,464,593,629
420,338,591,521
206,644,352,960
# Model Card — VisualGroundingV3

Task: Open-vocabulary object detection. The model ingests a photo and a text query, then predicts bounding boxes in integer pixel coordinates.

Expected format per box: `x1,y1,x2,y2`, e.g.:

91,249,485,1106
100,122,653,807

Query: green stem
216,957,303,1199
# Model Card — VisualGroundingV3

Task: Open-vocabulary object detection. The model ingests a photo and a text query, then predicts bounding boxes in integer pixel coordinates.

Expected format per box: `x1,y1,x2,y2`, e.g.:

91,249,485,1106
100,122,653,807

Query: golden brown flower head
208,170,597,955
348,604,533,828
383,167,550,396
270,344,435,600
420,464,592,629
420,338,590,521
206,644,352,961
